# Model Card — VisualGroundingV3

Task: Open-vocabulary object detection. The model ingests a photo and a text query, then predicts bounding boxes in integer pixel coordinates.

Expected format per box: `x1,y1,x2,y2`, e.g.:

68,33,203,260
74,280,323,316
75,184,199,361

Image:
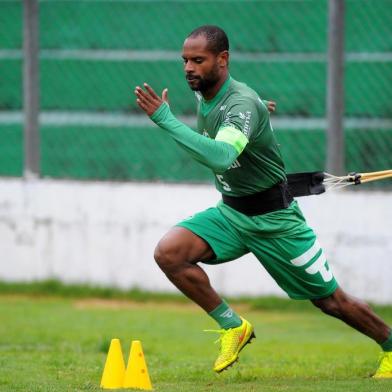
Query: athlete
134,25,392,377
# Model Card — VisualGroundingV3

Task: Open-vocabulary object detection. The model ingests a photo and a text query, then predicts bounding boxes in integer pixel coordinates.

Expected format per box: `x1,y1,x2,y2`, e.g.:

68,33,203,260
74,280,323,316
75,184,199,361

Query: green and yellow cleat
373,351,392,379
208,317,255,373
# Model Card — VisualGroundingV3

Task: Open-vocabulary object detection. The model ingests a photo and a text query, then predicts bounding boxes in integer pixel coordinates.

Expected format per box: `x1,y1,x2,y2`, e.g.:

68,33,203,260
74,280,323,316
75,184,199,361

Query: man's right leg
153,209,254,372
154,226,220,312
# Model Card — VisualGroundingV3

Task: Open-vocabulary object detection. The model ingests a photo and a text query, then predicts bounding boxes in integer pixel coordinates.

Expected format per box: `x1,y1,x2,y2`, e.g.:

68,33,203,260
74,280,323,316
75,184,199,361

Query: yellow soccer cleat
373,351,392,379
208,317,255,373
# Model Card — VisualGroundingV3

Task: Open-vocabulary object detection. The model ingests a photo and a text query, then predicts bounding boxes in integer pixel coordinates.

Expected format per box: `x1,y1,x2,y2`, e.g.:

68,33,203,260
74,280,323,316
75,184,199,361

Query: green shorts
177,202,338,300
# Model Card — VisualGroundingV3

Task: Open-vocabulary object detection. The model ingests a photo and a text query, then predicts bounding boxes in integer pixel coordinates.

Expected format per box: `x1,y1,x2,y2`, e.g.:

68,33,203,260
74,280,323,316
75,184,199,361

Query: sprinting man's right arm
134,83,247,174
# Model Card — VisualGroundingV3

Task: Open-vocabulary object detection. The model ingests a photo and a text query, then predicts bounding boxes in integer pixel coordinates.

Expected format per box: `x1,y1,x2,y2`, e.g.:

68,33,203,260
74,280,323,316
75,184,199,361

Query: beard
186,64,220,93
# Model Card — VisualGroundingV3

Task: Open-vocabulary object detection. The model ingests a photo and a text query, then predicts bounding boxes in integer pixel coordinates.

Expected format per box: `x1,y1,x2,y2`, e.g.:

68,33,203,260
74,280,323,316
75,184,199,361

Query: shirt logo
239,112,246,120
243,111,252,137
228,160,241,170
219,105,227,111
223,112,232,126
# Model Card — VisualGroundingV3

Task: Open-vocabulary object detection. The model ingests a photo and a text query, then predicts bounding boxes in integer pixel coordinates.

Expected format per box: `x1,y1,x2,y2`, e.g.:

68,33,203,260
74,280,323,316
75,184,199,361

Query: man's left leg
247,225,392,378
312,287,392,378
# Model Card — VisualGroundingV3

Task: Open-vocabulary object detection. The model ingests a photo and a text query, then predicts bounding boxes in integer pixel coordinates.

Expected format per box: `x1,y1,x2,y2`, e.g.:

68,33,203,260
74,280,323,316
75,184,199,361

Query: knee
154,240,184,274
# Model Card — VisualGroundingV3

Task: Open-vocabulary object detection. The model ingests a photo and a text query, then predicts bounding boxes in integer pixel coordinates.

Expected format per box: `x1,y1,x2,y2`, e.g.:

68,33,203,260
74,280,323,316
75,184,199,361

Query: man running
134,25,392,377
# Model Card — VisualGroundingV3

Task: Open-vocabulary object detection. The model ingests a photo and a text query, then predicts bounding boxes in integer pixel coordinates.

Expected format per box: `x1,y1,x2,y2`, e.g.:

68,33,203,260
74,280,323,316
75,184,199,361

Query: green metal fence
1,0,391,186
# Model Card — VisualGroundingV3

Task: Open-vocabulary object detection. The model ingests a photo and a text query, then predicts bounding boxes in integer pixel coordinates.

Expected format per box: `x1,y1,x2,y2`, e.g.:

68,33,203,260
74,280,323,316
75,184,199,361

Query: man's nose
184,61,194,73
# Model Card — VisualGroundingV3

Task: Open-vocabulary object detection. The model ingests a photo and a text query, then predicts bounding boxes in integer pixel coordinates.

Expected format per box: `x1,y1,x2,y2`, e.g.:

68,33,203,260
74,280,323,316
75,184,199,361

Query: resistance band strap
286,171,326,197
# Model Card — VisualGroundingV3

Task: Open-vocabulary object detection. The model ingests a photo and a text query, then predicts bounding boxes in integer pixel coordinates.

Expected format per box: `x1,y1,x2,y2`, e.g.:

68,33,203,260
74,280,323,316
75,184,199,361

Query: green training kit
150,76,338,300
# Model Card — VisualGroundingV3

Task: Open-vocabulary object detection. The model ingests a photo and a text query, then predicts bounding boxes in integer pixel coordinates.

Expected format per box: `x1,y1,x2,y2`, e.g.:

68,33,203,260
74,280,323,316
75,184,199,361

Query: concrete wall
0,178,391,303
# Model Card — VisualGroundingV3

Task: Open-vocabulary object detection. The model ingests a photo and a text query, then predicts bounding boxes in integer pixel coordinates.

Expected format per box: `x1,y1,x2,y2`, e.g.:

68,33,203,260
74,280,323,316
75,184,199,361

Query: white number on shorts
290,240,334,282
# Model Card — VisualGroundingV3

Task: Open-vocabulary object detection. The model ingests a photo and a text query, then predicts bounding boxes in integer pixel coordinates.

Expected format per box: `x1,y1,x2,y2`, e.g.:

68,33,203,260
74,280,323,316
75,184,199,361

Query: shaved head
187,25,229,55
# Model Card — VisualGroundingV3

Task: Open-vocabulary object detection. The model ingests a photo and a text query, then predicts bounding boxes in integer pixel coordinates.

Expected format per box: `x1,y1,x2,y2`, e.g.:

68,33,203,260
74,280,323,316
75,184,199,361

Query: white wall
0,178,391,303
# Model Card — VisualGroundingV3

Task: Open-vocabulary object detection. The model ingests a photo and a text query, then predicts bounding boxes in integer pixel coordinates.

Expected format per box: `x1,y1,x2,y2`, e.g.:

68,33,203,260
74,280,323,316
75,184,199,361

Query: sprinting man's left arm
134,83,248,174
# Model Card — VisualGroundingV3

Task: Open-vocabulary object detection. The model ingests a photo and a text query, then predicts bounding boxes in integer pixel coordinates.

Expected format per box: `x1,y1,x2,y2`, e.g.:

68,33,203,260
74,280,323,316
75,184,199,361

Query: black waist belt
222,182,293,216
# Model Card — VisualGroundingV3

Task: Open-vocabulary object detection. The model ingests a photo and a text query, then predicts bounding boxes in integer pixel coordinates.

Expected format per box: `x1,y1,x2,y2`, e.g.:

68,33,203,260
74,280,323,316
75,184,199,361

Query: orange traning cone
123,340,153,390
100,338,126,389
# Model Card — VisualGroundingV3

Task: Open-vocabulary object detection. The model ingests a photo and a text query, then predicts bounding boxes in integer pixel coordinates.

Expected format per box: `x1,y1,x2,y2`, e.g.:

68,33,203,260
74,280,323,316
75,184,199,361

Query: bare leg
154,226,221,312
312,287,391,344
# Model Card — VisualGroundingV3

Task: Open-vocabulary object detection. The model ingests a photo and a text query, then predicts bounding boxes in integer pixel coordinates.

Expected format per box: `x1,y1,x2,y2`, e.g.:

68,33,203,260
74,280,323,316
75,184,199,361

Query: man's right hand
134,83,169,116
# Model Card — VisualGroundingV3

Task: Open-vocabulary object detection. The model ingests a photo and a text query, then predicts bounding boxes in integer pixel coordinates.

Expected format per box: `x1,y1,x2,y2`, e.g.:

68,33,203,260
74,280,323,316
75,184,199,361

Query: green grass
2,279,392,317
0,290,391,391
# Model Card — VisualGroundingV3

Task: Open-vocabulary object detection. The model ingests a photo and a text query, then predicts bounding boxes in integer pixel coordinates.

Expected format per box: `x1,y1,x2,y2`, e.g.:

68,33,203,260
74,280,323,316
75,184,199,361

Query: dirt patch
0,293,253,313
74,298,197,311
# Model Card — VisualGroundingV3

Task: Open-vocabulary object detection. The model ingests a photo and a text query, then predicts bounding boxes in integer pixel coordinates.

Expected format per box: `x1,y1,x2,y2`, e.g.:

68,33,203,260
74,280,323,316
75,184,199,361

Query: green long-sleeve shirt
150,76,286,196
151,103,241,174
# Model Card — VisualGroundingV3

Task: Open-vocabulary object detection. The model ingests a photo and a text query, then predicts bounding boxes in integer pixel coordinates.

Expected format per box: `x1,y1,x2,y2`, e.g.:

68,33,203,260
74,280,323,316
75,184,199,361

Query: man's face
182,35,222,92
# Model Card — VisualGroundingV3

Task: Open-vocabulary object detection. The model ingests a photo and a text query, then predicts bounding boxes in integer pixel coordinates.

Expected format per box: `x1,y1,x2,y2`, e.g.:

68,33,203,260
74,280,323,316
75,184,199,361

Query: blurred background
0,0,391,303
1,5,392,390
1,0,392,183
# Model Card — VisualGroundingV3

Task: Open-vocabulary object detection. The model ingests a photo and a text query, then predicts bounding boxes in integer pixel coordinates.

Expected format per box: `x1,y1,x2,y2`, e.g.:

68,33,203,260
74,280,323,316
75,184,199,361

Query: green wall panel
0,125,23,176
1,0,391,186
38,1,326,52
3,59,392,118
1,125,391,188
0,1,22,49
4,1,391,52
0,60,22,110
1,0,391,116
40,125,212,182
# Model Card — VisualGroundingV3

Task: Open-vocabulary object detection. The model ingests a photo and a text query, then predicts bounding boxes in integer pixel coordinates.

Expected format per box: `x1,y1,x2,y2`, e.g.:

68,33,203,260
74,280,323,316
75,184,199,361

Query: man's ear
218,50,229,67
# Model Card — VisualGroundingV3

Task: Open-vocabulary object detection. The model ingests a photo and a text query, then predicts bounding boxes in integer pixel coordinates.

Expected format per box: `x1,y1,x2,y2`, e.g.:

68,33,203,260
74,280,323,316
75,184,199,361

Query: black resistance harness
222,171,325,216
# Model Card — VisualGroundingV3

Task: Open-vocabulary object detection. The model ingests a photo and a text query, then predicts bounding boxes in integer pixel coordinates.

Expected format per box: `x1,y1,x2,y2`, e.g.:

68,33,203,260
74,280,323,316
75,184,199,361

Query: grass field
0,286,392,391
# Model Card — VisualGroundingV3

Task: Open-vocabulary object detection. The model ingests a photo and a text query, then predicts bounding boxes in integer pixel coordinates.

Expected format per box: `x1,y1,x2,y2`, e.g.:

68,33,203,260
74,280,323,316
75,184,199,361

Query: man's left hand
266,100,276,113
134,83,169,116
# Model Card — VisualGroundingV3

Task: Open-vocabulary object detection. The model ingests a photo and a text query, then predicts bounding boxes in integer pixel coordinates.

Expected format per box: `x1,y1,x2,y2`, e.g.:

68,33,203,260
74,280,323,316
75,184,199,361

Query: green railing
1,0,391,186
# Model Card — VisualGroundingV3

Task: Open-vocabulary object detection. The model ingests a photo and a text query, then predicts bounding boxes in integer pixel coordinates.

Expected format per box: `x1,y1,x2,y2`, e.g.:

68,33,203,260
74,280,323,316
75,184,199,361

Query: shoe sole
215,330,256,373
372,373,392,379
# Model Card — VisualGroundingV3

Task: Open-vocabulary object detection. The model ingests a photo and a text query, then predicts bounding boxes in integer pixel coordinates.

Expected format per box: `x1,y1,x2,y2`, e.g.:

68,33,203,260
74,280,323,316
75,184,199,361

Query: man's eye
195,59,203,64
